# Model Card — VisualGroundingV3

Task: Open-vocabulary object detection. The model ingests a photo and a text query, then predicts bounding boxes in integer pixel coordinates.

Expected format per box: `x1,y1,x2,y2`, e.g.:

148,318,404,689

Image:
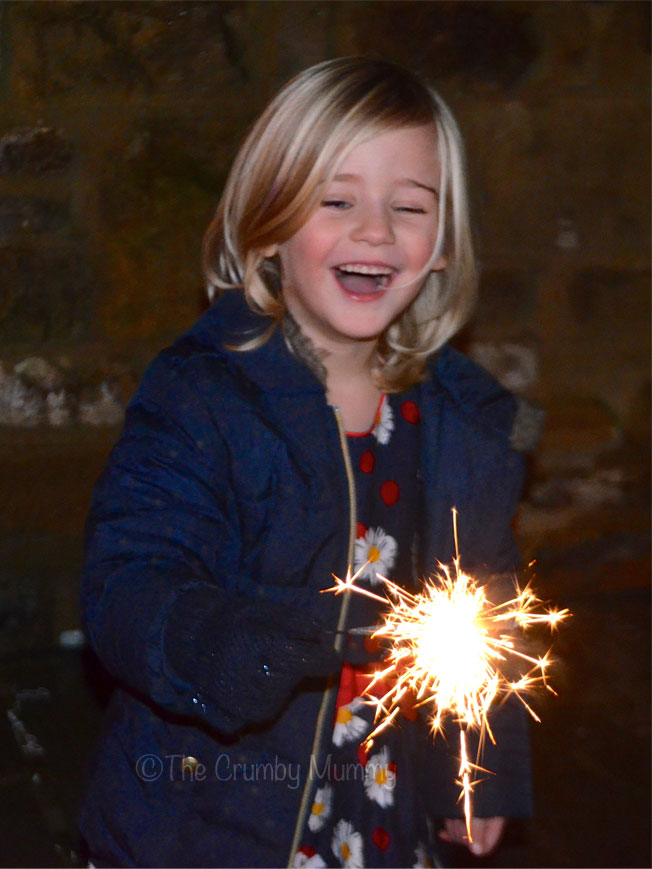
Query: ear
261,244,279,259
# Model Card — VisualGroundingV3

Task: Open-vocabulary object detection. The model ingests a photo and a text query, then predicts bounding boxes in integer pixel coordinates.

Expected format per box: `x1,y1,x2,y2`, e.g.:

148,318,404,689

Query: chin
337,324,386,343
335,311,392,337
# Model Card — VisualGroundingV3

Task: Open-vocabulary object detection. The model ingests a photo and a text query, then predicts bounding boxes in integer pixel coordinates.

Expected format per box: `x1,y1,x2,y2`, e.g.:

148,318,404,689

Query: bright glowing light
322,510,570,841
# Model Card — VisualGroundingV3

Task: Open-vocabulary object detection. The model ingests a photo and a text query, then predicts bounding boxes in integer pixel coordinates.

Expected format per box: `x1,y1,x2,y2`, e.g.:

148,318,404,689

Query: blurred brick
0,126,73,175
0,248,97,345
7,0,245,99
0,197,68,239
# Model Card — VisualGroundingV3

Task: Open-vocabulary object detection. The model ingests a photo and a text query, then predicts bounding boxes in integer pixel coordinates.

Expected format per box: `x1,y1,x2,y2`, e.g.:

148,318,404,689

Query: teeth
337,263,394,276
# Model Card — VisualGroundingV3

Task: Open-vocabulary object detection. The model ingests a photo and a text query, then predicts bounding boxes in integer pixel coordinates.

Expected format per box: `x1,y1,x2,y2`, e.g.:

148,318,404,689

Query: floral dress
295,390,441,869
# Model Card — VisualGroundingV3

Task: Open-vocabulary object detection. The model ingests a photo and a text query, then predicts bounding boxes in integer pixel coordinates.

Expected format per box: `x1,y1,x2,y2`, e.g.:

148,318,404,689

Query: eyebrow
332,173,439,198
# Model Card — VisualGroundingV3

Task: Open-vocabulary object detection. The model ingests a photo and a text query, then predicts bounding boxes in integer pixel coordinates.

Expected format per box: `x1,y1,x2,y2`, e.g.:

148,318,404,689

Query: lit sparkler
323,509,569,840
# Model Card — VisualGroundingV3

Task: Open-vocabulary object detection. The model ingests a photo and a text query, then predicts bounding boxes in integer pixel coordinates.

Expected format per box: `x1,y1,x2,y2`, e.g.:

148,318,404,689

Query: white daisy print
307,784,333,832
413,842,432,868
333,697,368,747
353,526,397,585
331,819,364,868
372,398,394,445
294,846,327,868
364,745,396,808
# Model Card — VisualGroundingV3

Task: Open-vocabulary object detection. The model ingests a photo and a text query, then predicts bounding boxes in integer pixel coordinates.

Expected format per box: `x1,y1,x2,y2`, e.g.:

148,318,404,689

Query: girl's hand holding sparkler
168,594,342,727
439,815,506,856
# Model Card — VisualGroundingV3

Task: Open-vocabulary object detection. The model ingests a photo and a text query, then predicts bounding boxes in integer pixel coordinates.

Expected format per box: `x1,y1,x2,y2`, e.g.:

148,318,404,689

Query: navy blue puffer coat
79,290,535,867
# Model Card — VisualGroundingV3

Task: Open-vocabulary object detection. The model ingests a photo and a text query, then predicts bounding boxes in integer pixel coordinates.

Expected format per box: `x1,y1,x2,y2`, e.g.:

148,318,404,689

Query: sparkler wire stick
321,509,570,842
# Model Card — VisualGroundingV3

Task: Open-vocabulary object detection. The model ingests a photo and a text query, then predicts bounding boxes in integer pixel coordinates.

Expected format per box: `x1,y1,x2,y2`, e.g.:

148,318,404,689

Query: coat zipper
287,406,357,867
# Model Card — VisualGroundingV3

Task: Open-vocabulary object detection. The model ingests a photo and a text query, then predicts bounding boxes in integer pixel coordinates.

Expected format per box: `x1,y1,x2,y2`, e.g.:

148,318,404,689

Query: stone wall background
0,0,649,649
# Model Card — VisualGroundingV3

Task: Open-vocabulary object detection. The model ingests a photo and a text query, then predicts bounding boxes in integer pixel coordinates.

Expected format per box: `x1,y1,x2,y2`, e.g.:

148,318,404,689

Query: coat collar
185,291,523,451
188,291,445,400
186,291,325,395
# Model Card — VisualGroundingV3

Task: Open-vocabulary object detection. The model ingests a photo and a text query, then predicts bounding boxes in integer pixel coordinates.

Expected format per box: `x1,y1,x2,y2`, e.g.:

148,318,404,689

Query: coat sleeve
80,352,334,734
420,524,535,820
418,354,539,820
469,501,534,818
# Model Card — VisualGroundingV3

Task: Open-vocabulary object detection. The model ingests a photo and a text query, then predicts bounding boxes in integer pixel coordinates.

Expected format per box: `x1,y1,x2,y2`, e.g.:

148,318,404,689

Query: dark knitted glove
208,603,342,723
166,589,341,728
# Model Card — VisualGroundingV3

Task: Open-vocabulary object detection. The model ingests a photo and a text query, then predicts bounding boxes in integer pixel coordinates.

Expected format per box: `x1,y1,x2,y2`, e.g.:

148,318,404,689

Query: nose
350,204,395,246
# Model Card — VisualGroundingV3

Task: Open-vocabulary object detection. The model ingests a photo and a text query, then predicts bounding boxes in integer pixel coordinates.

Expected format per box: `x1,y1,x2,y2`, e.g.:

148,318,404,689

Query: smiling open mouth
334,263,394,295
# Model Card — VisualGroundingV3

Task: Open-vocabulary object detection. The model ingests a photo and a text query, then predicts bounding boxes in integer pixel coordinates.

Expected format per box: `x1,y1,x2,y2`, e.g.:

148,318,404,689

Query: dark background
0,2,649,867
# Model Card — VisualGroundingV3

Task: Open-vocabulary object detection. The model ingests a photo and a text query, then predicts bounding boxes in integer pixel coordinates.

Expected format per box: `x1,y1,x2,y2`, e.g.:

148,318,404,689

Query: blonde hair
202,56,477,391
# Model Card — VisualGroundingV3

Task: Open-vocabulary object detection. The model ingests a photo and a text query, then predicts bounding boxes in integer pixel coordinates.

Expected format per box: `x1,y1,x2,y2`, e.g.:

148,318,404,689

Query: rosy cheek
303,224,333,253
417,236,438,265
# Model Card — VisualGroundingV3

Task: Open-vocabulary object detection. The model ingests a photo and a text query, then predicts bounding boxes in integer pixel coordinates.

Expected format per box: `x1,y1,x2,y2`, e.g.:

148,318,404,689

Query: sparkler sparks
322,510,570,841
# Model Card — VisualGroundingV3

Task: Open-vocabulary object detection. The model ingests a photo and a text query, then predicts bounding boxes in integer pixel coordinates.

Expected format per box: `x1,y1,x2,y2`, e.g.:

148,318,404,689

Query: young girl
79,57,538,868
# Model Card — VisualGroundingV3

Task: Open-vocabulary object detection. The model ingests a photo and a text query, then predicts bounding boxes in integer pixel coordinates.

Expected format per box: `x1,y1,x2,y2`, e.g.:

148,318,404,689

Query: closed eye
394,206,427,214
322,199,351,209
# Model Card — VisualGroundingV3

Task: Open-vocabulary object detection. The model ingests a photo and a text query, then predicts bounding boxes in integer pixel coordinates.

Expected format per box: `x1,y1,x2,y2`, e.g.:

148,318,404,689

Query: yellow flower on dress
364,745,396,808
332,697,368,747
331,818,364,868
308,784,333,832
353,526,397,586
372,398,394,445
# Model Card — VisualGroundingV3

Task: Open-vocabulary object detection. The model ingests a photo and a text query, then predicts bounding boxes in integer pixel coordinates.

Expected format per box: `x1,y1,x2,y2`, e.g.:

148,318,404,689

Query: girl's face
276,123,444,355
